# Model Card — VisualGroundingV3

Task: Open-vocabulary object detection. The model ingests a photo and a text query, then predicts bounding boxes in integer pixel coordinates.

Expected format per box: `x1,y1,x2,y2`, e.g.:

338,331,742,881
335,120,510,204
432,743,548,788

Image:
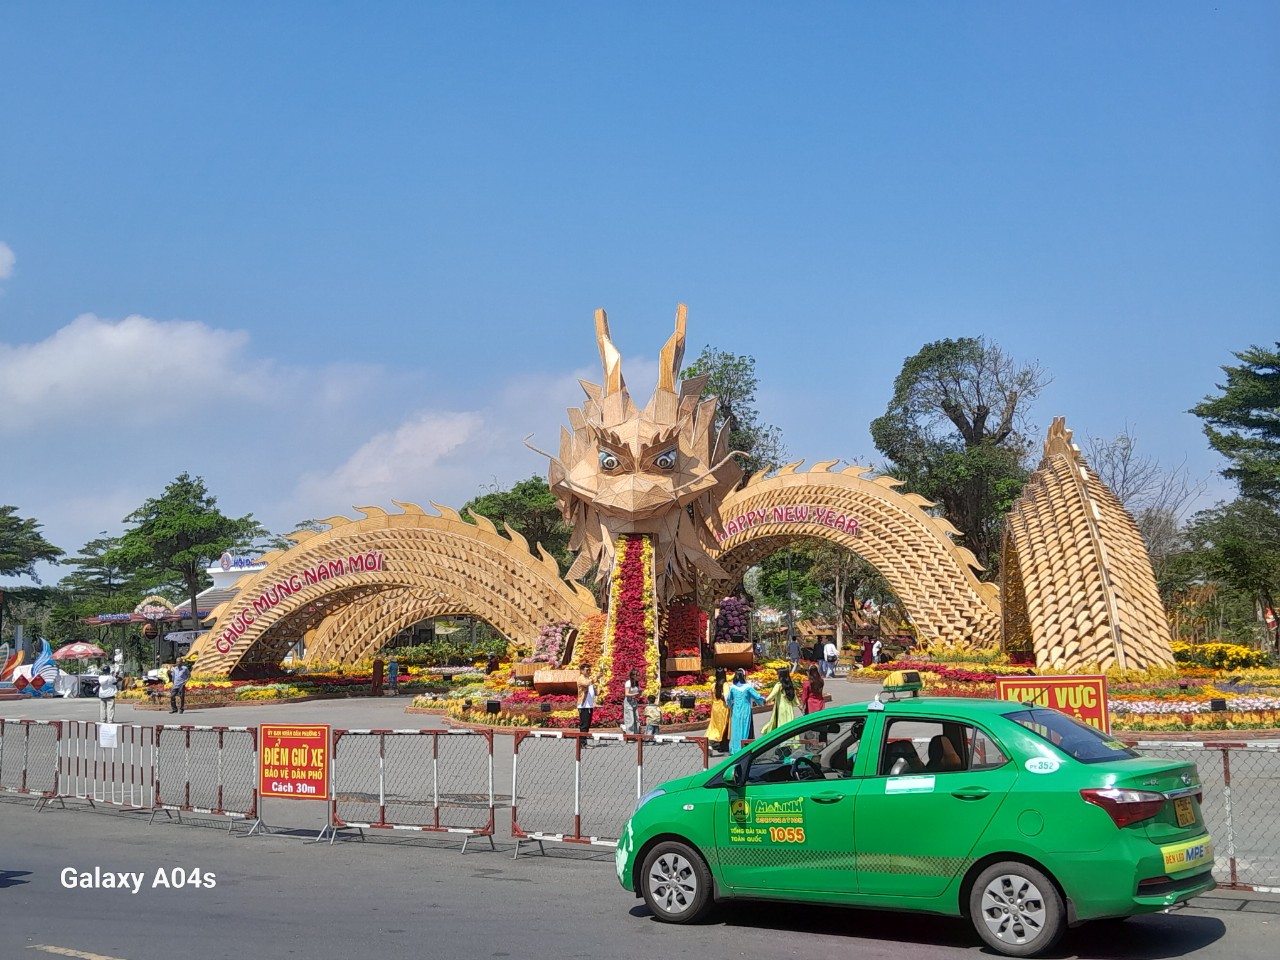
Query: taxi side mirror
722,757,751,787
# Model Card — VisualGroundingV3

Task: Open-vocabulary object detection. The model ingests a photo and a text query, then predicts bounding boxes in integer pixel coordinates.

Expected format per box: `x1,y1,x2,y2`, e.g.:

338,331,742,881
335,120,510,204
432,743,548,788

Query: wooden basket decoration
713,642,753,668
532,668,579,694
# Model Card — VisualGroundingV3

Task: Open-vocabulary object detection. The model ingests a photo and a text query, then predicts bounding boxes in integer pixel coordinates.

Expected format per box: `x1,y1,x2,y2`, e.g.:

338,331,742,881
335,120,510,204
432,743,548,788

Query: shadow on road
633,899,1228,958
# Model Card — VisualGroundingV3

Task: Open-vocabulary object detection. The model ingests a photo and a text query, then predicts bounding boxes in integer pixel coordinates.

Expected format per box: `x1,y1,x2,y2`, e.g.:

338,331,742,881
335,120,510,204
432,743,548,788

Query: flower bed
871,655,1280,732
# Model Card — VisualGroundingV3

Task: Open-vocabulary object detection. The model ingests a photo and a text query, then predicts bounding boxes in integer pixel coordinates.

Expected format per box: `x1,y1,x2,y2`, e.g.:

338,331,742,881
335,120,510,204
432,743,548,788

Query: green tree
870,337,1049,574
58,533,131,599
0,505,64,584
1176,499,1280,653
108,474,267,630
753,547,825,622
461,476,572,574
42,533,138,652
1191,342,1280,506
681,347,786,479
0,505,64,642
753,540,895,643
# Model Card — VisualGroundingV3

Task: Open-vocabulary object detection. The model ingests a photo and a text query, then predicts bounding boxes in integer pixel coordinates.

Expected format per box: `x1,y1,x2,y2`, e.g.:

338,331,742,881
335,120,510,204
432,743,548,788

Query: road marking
28,946,132,960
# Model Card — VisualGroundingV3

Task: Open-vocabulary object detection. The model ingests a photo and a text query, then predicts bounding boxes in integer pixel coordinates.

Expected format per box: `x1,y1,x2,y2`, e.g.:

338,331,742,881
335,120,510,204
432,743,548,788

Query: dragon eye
654,449,677,470
598,450,621,471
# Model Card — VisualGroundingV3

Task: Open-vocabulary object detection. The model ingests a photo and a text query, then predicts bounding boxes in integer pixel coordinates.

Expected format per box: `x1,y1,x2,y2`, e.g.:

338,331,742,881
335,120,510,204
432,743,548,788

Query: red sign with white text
259,724,330,800
996,675,1110,733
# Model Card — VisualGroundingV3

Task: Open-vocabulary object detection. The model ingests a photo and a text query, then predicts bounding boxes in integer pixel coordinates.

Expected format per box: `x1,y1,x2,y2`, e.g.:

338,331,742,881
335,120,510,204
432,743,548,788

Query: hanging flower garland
573,613,607,669
597,534,660,703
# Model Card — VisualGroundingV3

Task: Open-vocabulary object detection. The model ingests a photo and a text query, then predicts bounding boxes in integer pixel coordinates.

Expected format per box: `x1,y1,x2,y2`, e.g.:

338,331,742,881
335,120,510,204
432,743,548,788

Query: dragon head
545,305,742,599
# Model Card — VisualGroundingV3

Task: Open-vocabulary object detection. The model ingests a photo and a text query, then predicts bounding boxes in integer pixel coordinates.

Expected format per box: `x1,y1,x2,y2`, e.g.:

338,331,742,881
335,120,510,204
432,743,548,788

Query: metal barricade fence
510,731,710,857
154,725,259,824
329,729,495,851
0,719,61,801
55,720,156,811
1131,740,1280,892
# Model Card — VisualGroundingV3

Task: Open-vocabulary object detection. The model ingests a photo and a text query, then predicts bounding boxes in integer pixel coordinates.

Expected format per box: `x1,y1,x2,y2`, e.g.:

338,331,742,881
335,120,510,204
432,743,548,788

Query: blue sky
1,3,1276,584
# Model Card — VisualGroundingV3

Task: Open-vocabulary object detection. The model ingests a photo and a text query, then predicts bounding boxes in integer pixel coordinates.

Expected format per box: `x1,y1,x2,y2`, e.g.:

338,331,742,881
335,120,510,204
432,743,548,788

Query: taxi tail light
1080,788,1166,828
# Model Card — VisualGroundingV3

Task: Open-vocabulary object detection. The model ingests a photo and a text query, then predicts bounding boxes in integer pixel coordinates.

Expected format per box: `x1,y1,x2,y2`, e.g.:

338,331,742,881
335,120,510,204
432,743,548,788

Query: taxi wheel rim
979,873,1047,945
648,851,697,914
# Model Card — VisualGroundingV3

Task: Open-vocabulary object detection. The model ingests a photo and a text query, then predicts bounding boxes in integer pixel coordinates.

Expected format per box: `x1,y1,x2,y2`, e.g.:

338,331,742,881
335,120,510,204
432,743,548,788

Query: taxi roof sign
882,669,923,695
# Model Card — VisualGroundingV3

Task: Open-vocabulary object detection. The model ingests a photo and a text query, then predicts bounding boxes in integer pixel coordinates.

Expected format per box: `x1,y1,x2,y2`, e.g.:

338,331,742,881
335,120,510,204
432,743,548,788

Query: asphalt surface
4,678,1280,960
2,793,1278,960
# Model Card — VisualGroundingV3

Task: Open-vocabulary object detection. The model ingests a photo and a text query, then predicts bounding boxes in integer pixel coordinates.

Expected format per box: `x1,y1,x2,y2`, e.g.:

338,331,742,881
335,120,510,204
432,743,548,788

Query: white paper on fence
99,723,119,749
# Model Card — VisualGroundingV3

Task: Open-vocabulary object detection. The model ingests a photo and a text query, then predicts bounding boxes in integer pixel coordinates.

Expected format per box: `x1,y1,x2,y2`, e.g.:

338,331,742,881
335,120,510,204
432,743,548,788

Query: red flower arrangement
665,601,705,658
598,534,659,704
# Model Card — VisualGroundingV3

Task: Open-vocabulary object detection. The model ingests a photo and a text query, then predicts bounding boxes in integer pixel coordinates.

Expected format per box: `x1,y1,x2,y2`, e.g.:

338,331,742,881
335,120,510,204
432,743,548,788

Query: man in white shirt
822,640,838,678
871,638,883,664
96,665,118,723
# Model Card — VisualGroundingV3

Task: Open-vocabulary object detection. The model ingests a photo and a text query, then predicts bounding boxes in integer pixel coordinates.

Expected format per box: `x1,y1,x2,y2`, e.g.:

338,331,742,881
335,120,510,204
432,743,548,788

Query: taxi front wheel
968,861,1065,958
640,840,712,924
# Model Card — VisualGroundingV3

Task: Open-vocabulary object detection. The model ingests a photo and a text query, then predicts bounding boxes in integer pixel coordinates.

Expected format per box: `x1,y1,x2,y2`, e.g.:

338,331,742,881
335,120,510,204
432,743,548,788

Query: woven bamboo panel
712,462,1003,648
191,502,600,675
1002,418,1174,672
665,656,702,673
511,663,541,680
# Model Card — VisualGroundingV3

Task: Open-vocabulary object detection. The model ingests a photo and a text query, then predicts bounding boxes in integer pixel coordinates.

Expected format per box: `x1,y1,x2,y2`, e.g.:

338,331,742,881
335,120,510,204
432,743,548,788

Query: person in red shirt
800,664,825,715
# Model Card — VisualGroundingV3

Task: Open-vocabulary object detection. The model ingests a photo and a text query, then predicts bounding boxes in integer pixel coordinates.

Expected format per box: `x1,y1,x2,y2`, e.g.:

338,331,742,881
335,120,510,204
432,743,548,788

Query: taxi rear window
1004,708,1140,764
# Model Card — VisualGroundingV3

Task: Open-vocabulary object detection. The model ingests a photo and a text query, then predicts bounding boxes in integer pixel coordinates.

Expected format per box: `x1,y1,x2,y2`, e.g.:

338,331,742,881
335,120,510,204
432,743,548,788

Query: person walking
387,656,400,695
800,664,825,715
725,668,765,753
760,666,798,735
704,667,730,754
822,638,839,678
169,660,191,714
621,668,641,735
871,637,883,665
96,665,118,723
576,663,597,735
785,635,801,672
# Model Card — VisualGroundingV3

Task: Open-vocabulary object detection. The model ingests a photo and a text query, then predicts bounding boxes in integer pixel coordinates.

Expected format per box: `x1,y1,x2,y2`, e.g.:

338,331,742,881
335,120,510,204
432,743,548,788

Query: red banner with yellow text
995,675,1109,733
259,723,330,800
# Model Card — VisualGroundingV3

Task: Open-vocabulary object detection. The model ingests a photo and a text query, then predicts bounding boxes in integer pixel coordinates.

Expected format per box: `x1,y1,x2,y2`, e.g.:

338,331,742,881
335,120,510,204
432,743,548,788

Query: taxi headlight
635,788,665,813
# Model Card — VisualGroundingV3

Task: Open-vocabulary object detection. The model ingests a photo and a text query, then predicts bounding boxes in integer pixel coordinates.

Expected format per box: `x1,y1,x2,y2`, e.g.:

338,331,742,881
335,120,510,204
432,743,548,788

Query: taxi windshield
1004,708,1140,764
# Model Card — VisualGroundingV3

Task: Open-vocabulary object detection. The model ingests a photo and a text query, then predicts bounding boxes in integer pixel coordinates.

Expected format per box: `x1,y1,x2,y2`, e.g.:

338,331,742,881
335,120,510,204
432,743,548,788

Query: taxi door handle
951,787,990,801
811,793,844,804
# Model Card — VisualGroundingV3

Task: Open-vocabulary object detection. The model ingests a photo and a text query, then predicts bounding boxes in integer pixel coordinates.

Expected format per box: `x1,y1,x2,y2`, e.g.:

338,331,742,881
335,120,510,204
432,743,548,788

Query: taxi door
854,715,1017,898
713,716,867,898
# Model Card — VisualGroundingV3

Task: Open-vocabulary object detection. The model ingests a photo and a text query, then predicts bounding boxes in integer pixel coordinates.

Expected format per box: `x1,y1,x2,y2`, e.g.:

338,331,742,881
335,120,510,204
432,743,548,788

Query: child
643,695,662,736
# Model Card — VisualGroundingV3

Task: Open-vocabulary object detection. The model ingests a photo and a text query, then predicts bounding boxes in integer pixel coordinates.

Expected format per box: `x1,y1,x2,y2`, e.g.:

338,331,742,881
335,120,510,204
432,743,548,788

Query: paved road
2,795,1277,960
4,681,1280,960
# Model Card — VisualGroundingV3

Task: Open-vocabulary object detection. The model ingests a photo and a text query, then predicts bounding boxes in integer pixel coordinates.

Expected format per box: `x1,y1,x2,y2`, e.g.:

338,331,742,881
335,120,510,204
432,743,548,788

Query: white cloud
0,310,667,571
0,313,383,437
291,410,487,511
0,241,13,280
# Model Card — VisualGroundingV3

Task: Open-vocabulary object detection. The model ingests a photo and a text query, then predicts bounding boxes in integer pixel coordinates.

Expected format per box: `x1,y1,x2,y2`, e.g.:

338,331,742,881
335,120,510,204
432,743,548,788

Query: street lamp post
785,550,795,651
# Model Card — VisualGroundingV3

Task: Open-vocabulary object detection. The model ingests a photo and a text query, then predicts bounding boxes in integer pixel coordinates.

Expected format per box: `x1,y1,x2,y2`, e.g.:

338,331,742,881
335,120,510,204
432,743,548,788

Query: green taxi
615,692,1215,957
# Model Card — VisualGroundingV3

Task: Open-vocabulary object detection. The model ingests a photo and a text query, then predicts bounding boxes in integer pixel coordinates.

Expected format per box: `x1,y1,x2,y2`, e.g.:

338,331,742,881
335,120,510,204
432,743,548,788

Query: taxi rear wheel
968,861,1065,957
640,840,712,924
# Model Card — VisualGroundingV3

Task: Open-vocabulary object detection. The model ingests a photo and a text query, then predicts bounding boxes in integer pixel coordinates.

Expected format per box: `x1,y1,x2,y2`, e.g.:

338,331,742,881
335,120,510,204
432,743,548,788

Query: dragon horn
657,303,687,392
595,308,624,396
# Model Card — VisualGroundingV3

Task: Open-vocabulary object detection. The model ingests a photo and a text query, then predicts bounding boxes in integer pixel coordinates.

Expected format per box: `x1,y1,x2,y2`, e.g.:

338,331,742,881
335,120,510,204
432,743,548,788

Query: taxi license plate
1174,796,1195,827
